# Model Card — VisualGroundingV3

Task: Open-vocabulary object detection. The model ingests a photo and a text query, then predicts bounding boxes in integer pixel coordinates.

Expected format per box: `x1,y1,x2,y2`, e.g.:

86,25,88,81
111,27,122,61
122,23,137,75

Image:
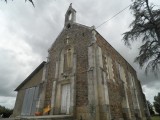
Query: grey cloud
0,96,16,108
0,0,159,108
0,87,15,97
5,1,66,58
0,44,43,97
0,49,19,97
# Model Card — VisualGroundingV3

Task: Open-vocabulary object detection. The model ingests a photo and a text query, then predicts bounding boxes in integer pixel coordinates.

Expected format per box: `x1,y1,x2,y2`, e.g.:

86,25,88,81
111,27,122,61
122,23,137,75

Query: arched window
66,48,72,68
64,47,73,71
68,11,72,21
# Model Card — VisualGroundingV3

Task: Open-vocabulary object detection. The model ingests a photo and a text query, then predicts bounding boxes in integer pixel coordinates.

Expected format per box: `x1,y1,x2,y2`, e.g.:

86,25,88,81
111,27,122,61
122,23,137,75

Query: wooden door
61,84,70,114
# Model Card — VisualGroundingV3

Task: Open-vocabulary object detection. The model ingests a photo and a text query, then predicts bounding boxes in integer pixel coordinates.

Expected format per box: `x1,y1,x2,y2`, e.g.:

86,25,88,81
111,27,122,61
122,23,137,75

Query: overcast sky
0,0,160,109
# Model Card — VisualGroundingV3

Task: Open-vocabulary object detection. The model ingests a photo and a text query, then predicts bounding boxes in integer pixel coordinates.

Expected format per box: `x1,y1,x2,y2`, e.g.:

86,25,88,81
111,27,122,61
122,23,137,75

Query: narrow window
67,49,71,68
116,62,126,84
128,72,133,87
64,48,73,71
68,13,72,21
105,55,114,82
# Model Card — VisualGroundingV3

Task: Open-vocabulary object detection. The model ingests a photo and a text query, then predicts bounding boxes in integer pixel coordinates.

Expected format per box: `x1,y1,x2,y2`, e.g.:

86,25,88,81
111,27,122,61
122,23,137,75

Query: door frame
60,83,71,114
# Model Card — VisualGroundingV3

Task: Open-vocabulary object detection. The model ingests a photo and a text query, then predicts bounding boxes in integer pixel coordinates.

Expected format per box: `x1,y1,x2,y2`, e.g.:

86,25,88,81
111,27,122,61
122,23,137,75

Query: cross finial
70,3,72,7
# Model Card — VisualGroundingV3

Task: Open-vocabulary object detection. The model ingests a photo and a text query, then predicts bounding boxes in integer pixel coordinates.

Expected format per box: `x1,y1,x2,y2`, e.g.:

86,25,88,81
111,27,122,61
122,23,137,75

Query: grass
152,116,160,120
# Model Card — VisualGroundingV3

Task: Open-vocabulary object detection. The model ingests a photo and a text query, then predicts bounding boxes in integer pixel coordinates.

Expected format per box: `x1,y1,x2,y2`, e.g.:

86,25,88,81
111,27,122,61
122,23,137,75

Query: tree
153,92,160,115
146,100,155,116
3,0,34,7
0,105,13,118
123,0,160,73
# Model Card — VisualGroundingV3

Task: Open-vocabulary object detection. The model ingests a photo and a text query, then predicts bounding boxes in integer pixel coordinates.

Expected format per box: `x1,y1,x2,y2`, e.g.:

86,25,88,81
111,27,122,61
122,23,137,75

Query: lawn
152,116,160,120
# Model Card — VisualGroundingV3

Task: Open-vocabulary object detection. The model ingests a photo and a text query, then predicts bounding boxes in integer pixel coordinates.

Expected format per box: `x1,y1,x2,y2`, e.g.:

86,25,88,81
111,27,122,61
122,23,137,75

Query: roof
15,61,46,91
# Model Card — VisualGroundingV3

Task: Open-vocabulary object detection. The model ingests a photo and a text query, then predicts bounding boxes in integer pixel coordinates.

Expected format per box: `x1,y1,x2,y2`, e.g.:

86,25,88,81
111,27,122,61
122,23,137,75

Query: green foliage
0,105,13,118
151,116,160,120
123,0,160,74
25,0,34,7
153,92,160,115
3,0,34,7
147,100,155,116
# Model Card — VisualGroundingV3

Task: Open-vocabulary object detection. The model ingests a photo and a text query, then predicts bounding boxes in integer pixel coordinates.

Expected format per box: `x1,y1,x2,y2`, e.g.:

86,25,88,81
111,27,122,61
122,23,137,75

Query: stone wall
16,115,73,120
12,90,25,117
20,68,43,90
96,31,147,120
13,65,44,117
46,24,148,120
45,23,92,117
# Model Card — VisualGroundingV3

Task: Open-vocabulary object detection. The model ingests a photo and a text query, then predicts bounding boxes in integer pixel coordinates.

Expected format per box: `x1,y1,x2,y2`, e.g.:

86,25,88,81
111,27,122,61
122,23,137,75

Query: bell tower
64,3,76,28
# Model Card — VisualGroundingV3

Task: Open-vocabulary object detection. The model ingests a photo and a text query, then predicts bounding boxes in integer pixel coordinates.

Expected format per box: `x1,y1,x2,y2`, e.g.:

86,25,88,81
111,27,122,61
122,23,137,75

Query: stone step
14,115,73,120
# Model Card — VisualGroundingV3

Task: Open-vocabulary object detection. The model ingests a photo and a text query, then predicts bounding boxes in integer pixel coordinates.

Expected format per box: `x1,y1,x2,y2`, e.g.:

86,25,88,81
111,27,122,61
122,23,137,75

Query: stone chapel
13,4,150,120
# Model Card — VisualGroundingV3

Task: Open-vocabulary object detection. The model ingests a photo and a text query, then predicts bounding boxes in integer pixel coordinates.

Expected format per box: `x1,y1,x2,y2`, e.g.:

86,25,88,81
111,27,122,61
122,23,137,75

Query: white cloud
0,96,16,109
143,85,160,104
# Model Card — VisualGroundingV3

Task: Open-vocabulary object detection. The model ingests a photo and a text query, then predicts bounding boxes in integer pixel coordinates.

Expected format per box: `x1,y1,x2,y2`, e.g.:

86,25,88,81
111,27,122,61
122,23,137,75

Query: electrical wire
95,4,132,29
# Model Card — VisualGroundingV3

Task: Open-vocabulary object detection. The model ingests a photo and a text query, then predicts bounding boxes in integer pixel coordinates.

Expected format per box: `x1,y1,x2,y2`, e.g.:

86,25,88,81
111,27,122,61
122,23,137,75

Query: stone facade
13,62,47,117
13,4,150,120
